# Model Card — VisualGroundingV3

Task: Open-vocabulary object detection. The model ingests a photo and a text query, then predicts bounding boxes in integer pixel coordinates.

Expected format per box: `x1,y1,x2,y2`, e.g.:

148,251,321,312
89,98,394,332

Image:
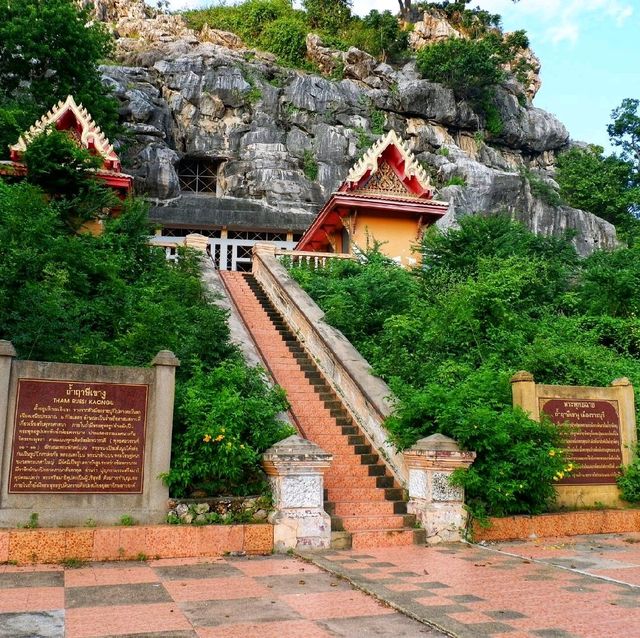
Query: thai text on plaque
540,398,622,485
9,379,148,493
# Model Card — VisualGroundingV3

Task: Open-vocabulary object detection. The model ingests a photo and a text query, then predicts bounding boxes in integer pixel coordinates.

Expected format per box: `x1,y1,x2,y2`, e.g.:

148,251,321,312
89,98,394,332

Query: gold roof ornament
10,95,120,168
345,129,431,193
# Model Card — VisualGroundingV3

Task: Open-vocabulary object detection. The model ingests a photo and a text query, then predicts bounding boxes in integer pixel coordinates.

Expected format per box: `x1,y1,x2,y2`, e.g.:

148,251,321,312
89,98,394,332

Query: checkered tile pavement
303,535,640,638
3,535,640,638
0,555,440,638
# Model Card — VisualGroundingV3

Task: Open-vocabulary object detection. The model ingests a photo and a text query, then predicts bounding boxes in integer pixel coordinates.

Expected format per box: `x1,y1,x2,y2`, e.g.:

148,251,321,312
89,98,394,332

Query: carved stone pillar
262,435,332,551
404,433,476,544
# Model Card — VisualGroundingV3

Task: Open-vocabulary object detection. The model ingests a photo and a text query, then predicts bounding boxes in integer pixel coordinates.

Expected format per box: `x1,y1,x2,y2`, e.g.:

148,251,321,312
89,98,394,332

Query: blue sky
162,0,638,152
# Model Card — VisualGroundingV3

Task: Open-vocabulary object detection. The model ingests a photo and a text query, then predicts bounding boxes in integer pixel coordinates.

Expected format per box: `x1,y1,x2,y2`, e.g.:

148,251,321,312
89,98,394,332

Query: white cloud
474,0,633,45
547,23,578,45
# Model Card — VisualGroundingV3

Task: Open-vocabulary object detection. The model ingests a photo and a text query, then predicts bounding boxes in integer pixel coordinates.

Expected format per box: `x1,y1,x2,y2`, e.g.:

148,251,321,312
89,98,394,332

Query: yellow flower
565,463,574,472
554,471,565,481
215,434,225,442
548,449,556,457
202,434,212,443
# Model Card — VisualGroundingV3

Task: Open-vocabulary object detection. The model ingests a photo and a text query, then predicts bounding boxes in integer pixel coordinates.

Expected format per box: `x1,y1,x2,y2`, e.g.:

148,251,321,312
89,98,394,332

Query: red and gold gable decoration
297,130,449,254
5,95,132,195
342,129,433,198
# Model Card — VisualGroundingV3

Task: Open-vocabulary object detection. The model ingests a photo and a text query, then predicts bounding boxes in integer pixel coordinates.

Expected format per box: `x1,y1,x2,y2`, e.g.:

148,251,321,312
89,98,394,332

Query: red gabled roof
5,95,133,194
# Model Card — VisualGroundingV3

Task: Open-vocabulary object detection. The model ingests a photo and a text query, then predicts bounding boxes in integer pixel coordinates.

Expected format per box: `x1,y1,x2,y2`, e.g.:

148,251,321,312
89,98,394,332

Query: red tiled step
339,515,407,532
351,529,424,549
323,487,387,501
330,501,399,516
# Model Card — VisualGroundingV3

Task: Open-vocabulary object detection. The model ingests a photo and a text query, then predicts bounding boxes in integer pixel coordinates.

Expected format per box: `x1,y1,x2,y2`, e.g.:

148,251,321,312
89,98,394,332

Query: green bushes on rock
416,32,529,133
183,1,411,67
260,16,309,67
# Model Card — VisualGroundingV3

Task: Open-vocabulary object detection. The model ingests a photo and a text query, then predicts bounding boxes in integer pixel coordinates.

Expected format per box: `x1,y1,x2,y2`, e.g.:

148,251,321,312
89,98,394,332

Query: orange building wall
348,214,422,266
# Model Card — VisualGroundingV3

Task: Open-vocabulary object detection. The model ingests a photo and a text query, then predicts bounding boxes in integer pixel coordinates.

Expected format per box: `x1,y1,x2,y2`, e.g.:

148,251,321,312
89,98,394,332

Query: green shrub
304,0,351,35
163,362,293,497
416,32,528,130
359,10,409,62
444,176,466,187
521,168,562,207
260,16,308,67
618,456,640,502
370,109,386,135
302,149,319,180
184,0,294,42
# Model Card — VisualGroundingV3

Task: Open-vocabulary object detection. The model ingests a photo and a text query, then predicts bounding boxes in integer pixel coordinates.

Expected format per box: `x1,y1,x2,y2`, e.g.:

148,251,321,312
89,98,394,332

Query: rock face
96,1,617,255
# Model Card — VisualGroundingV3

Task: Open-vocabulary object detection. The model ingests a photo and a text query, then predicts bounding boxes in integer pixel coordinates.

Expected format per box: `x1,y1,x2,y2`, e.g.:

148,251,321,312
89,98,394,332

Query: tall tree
0,0,119,157
608,98,640,172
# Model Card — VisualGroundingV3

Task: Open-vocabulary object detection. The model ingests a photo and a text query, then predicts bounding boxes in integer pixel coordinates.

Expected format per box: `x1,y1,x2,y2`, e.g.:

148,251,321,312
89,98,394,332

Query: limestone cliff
96,0,617,255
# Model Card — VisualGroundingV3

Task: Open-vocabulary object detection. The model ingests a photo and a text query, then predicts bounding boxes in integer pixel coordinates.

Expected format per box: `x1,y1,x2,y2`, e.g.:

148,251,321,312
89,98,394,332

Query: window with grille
178,158,219,194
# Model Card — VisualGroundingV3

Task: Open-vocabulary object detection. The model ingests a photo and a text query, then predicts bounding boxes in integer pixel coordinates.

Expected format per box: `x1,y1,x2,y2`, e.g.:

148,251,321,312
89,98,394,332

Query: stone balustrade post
262,435,332,551
0,341,16,504
149,350,180,519
404,433,476,544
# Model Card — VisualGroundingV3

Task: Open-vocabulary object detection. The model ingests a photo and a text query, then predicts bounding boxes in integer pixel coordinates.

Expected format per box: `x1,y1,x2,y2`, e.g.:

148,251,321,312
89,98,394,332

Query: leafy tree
304,0,352,35
361,10,409,62
555,145,640,234
0,0,119,158
22,128,117,230
608,98,640,170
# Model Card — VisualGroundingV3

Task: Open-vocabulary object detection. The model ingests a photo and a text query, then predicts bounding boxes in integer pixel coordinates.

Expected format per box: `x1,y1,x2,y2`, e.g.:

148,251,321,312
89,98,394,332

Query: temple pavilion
296,130,449,266
0,95,133,233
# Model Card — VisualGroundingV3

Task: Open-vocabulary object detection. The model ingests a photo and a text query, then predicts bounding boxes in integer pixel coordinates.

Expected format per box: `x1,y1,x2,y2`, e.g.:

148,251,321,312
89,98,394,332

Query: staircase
221,271,425,549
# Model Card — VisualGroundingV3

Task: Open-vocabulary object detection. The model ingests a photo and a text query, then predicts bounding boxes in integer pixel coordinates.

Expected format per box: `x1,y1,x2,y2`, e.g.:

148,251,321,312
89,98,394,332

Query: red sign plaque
9,379,149,493
540,398,623,485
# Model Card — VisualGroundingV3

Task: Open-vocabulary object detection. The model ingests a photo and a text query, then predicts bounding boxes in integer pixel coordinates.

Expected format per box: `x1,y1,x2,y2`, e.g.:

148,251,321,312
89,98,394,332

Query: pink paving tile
163,575,271,601
384,582,423,592
196,620,334,638
150,556,222,567
64,565,159,587
413,596,454,607
589,566,640,585
231,558,323,577
280,590,395,620
65,602,192,638
447,610,497,624
0,564,62,574
0,586,63,613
